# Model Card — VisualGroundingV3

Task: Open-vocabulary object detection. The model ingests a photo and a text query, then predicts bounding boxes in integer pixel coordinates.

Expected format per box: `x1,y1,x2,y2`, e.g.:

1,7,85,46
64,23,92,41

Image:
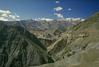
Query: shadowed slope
0,21,51,67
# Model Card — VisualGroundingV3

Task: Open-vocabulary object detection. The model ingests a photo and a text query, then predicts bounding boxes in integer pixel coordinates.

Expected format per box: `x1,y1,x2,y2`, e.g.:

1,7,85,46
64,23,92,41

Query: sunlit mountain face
0,0,99,67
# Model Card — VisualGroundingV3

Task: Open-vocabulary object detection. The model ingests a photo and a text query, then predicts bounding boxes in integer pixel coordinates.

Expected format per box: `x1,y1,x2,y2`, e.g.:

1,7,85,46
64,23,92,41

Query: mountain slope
0,21,53,67
33,13,99,67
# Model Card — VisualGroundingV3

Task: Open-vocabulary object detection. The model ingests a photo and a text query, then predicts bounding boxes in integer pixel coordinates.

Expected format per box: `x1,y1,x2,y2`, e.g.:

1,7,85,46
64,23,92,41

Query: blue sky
0,0,99,20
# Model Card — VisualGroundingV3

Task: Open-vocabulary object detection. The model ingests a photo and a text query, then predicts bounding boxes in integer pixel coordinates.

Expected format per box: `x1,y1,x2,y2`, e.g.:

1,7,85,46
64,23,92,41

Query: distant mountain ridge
1,19,83,38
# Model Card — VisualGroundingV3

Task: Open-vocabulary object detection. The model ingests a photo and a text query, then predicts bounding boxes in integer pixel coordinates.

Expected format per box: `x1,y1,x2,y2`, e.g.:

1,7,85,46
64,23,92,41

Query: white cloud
1,13,8,17
54,13,64,18
0,10,11,14
81,19,85,21
34,18,53,21
65,18,85,22
54,6,63,12
56,1,60,3
9,15,16,19
0,17,8,21
15,13,20,18
0,10,20,21
68,8,72,11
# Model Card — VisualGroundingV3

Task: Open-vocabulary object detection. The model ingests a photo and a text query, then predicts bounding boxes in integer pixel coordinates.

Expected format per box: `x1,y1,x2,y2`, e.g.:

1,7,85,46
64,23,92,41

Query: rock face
33,13,99,67
0,21,52,67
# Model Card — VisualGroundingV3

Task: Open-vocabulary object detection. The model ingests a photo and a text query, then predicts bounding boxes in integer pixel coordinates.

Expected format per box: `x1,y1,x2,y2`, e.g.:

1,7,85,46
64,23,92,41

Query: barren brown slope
33,13,99,67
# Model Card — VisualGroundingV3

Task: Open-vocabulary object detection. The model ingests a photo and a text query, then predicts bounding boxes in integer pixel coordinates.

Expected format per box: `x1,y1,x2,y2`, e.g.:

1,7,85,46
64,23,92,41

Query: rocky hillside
6,19,81,34
0,21,54,67
2,20,79,47
1,13,99,67
33,13,99,67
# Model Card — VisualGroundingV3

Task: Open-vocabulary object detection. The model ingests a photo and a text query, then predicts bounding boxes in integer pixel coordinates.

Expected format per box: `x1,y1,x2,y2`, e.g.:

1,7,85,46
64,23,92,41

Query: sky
0,0,99,20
